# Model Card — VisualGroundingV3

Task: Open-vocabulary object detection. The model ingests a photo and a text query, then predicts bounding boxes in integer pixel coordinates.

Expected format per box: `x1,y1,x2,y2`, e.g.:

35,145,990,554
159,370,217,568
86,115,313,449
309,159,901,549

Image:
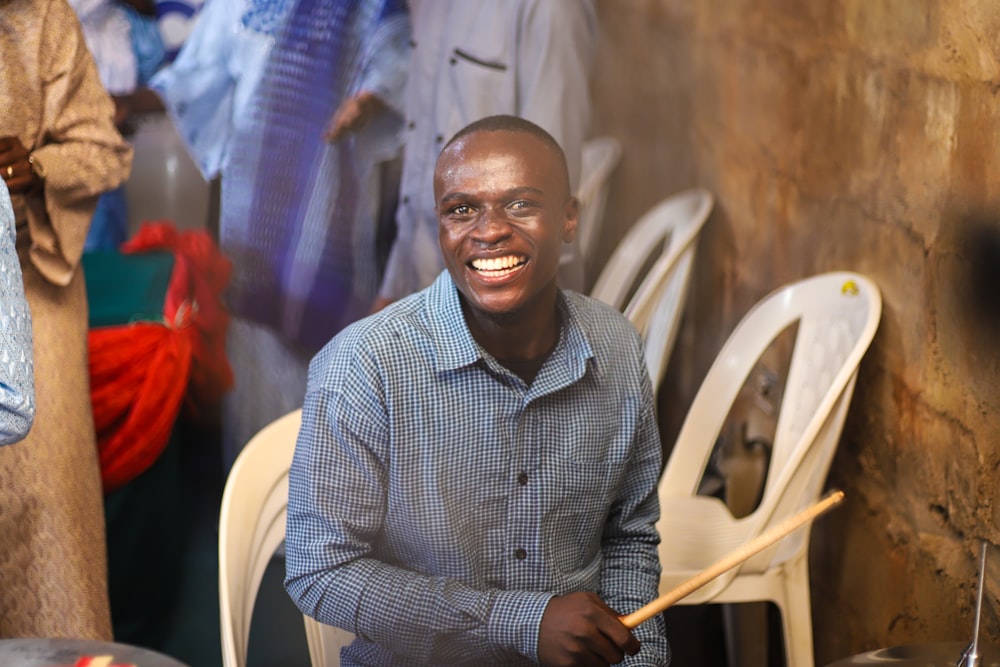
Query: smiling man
285,116,669,666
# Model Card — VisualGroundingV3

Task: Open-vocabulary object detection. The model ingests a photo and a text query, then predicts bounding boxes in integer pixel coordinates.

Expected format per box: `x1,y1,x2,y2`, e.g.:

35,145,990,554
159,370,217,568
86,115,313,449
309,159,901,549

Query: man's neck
460,295,562,368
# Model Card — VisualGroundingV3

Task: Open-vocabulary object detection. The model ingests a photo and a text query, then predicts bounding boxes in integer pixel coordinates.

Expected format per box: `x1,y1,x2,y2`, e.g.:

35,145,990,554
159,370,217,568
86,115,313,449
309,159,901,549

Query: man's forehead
436,130,559,177
444,129,553,160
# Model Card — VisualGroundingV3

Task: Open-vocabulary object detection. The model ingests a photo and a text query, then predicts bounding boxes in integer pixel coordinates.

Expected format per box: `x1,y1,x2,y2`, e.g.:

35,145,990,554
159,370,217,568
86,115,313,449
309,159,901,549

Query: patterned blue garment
240,0,294,33
154,0,407,350
285,272,669,666
0,183,34,446
223,0,408,351
124,5,166,86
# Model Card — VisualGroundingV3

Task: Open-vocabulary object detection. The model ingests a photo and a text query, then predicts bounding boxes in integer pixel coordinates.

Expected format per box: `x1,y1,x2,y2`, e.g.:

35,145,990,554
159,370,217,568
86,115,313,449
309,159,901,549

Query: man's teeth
471,256,524,272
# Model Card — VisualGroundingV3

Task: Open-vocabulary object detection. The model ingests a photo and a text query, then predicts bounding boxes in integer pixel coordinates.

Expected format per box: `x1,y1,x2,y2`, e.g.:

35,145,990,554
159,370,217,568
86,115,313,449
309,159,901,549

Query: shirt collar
425,272,482,373
424,272,596,384
533,290,595,396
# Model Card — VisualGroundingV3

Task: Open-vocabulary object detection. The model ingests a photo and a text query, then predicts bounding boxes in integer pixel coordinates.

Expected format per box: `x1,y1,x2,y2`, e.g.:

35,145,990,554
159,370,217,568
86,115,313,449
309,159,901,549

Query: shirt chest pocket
446,36,516,125
543,457,623,574
536,394,641,465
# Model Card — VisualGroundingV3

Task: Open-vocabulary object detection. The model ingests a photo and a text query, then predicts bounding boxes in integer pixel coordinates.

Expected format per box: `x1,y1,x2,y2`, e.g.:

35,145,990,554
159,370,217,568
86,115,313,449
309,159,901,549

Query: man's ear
562,196,579,243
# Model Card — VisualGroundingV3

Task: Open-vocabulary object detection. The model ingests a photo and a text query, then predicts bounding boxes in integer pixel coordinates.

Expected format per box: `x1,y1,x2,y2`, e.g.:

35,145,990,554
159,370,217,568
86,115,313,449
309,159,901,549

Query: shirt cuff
487,590,553,662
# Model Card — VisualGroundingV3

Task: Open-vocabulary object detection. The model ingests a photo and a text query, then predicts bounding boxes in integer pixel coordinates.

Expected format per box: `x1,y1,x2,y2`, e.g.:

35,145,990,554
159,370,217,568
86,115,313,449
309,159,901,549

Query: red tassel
90,323,192,493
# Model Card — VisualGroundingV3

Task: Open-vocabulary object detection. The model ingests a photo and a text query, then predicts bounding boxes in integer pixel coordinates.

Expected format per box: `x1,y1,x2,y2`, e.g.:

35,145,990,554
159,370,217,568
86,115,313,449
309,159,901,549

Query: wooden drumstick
620,490,845,629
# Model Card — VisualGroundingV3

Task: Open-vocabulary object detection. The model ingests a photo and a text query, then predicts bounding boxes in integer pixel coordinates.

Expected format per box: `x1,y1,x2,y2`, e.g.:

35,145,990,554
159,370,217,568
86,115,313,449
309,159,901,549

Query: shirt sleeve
355,6,410,116
598,337,671,666
0,187,34,446
284,346,553,663
148,0,269,179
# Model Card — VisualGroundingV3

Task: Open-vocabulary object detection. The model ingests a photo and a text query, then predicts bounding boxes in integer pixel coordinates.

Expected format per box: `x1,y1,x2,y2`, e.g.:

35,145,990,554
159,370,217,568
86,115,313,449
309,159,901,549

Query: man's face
434,130,578,319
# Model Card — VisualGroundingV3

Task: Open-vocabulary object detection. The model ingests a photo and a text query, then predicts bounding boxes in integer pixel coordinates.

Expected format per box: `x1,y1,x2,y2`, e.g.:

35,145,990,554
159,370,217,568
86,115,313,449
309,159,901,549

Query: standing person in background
68,0,165,251
68,0,162,105
373,0,597,312
0,0,133,639
148,0,409,467
0,182,34,448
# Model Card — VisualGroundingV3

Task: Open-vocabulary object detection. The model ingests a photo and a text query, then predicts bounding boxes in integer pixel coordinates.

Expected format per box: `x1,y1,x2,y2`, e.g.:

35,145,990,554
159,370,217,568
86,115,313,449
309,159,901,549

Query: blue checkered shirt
285,272,669,666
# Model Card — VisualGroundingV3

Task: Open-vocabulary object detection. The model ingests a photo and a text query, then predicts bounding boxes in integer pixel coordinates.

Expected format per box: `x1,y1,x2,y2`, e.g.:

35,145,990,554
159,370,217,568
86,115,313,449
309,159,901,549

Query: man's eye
450,205,473,216
509,200,533,212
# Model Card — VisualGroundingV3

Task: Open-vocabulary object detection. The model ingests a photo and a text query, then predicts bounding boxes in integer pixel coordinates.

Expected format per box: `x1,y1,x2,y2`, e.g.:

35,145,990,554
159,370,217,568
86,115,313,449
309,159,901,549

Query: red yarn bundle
89,222,233,493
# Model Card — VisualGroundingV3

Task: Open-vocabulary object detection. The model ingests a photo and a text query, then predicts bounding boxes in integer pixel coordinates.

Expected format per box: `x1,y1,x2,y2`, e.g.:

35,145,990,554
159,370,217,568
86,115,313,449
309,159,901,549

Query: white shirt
68,0,138,95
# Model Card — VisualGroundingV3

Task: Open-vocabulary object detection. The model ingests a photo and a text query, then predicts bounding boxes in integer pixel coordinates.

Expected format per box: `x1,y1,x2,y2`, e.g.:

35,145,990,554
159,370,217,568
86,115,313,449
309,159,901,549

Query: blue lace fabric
241,0,294,34
0,182,34,445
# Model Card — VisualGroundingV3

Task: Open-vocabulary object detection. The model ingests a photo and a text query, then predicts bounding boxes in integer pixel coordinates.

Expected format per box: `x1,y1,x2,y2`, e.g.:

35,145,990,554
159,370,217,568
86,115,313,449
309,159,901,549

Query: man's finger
596,615,641,660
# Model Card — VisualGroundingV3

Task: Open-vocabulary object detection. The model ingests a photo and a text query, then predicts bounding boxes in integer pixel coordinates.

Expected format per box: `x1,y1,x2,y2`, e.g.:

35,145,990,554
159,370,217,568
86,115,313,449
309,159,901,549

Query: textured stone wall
590,0,1000,662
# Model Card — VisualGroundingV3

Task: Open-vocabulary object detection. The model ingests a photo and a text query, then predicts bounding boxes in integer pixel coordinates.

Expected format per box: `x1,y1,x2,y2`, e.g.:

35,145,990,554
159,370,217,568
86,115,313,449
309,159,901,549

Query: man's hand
324,91,386,142
0,136,39,194
538,592,641,666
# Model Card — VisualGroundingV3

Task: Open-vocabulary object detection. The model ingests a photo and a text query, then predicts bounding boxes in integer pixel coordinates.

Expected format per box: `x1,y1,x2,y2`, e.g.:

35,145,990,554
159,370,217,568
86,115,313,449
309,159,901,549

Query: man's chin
458,288,525,321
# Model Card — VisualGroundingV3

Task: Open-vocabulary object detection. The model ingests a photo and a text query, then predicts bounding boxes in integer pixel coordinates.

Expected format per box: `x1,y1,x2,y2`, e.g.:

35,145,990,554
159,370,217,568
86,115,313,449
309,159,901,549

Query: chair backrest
659,272,881,577
590,188,714,313
219,408,353,667
623,192,713,389
219,409,300,667
575,136,622,278
590,188,713,390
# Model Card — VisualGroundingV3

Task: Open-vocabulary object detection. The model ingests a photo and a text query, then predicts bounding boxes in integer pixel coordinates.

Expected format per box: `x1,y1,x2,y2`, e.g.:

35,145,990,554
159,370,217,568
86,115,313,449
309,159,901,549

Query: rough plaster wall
591,0,1000,661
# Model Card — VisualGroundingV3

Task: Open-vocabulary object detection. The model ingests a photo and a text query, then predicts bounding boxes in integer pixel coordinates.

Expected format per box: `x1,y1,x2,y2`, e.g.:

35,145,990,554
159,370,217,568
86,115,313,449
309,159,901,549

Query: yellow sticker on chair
841,280,859,296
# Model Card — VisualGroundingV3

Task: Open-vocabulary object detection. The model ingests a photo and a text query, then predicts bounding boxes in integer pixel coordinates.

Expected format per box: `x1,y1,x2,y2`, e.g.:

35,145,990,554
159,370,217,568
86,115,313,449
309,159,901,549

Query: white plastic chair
590,188,714,389
655,272,882,667
590,188,712,312
218,408,354,667
575,136,622,280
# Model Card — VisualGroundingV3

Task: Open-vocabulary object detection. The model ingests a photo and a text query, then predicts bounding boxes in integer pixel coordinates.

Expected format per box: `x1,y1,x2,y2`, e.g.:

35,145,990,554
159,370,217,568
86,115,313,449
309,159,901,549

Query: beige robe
0,0,132,639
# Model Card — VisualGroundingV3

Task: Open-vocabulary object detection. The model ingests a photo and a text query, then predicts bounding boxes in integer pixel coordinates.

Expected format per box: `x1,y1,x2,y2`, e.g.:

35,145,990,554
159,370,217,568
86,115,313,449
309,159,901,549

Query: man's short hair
440,115,569,186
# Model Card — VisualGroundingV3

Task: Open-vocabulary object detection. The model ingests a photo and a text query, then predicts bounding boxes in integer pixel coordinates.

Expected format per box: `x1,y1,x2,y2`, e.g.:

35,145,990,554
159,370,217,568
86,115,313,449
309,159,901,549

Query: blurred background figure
68,0,166,252
0,182,35,448
374,0,597,311
148,0,409,467
156,0,206,61
145,0,283,186
0,0,132,640
68,0,163,101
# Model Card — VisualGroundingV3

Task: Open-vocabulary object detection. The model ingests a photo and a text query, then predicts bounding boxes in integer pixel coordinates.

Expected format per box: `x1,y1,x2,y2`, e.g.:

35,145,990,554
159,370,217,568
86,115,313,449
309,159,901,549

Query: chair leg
777,556,815,667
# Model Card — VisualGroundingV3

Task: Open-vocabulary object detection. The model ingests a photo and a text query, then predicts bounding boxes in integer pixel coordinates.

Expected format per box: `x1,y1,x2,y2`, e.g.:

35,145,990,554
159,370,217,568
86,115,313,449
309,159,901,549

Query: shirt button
407,121,415,130
450,57,457,65
514,548,527,560
435,134,444,143
402,196,410,204
517,472,528,486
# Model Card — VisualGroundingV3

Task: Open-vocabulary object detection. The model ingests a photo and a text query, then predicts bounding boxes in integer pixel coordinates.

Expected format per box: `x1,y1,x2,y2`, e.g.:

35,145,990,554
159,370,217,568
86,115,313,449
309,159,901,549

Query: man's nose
472,209,513,242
